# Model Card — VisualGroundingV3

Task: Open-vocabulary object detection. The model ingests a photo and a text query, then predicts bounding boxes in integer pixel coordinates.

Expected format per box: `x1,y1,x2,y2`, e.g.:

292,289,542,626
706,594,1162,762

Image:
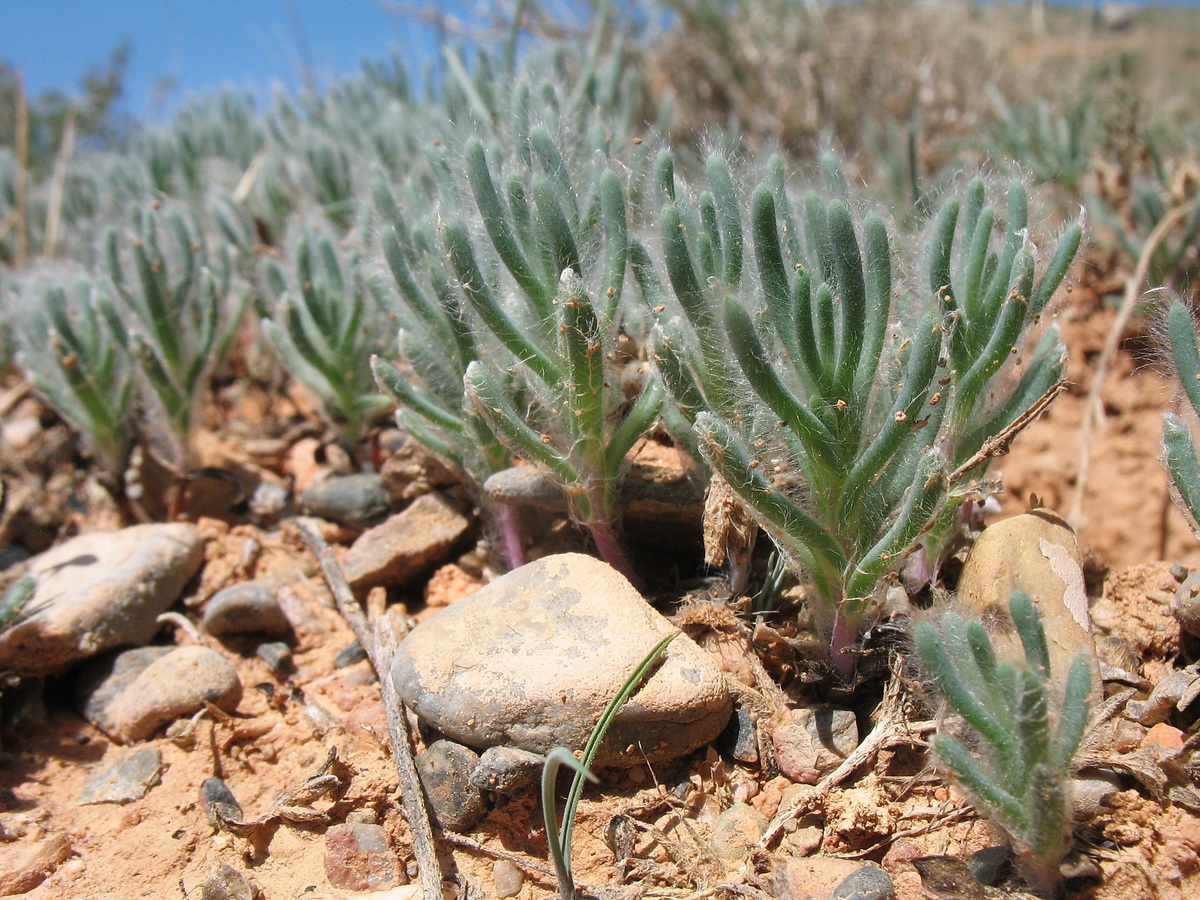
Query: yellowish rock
956,508,1095,682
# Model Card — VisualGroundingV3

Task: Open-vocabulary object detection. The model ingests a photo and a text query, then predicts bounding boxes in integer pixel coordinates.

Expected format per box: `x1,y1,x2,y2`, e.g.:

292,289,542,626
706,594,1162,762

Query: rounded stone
391,553,732,767
493,859,524,899
470,746,544,795
831,863,894,900
956,509,1096,684
0,523,205,676
415,740,487,833
711,802,768,861
300,473,392,529
202,582,292,639
107,645,243,742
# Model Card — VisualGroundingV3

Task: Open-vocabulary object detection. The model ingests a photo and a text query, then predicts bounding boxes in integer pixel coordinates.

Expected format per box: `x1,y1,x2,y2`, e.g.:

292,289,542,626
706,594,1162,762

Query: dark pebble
416,739,487,832
334,640,368,668
470,746,544,794
301,474,391,529
831,863,894,900
256,641,293,674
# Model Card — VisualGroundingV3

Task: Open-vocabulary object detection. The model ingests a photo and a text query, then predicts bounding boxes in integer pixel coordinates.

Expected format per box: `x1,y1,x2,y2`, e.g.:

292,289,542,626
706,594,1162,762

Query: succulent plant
104,204,247,469
915,590,1092,898
1161,295,1200,534
262,225,393,454
640,156,1080,677
14,273,133,479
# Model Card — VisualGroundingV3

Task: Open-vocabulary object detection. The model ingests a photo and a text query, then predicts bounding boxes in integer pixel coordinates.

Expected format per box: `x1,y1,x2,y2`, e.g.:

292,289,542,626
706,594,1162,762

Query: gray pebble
416,739,487,833
470,746,544,794
301,474,392,529
0,523,204,676
831,863,894,900
967,845,1013,886
720,705,759,764
335,640,367,668
255,641,293,674
78,747,163,805
202,582,292,640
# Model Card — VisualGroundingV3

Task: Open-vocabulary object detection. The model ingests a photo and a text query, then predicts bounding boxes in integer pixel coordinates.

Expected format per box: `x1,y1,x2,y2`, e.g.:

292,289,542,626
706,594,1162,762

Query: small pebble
1172,564,1190,583
202,582,292,640
720,705,760,764
78,747,163,805
301,474,392,529
493,859,523,898
335,640,368,668
831,863,894,900
710,802,768,861
470,746,544,795
772,707,859,784
197,861,258,900
415,740,487,833
968,845,1013,886
342,493,472,591
324,822,401,891
1176,569,1200,637
107,645,243,743
256,641,293,674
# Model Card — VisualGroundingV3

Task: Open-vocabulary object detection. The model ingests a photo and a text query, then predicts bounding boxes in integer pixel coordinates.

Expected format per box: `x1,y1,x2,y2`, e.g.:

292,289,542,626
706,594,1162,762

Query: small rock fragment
324,822,401,891
710,802,768,861
1073,770,1124,820
343,493,472,591
201,777,244,828
415,740,487,833
831,863,894,900
380,438,460,503
256,641,293,674
772,708,858,785
301,474,392,529
720,705,760,764
202,582,292,640
78,746,163,804
471,746,544,794
106,645,242,742
0,523,205,675
335,640,368,668
493,859,524,898
391,553,732,766
197,861,259,900
1176,569,1200,637
967,845,1013,886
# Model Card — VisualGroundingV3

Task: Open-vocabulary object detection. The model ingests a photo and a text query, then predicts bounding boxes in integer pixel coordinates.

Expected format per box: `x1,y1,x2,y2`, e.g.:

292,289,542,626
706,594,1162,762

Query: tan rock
342,492,472,591
956,509,1095,681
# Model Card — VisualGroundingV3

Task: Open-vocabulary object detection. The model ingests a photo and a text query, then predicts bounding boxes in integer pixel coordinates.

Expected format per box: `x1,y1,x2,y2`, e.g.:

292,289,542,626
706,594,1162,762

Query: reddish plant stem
587,512,645,593
830,604,860,683
493,501,528,570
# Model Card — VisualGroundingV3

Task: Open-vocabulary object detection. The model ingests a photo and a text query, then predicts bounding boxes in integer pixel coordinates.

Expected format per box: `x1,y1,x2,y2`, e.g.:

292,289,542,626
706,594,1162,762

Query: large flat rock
391,553,732,767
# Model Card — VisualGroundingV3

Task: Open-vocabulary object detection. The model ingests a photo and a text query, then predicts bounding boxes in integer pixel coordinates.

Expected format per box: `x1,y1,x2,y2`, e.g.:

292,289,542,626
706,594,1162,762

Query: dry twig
1070,203,1192,529
295,516,444,900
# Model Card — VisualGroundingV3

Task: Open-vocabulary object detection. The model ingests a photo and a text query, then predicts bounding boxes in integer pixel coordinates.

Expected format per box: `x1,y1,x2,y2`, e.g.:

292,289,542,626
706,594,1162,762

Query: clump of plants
915,591,1092,898
638,154,1081,678
1161,294,1200,533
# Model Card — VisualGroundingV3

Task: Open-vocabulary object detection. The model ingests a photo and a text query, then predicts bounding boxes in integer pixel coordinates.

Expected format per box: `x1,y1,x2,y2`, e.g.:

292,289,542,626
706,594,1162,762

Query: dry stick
1069,203,1192,530
440,832,558,880
42,107,77,259
948,378,1068,482
294,517,445,900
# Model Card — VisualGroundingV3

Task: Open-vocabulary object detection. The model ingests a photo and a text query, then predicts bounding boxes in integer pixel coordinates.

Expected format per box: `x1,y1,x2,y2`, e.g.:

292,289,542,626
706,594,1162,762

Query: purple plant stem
493,501,527,570
587,513,646,594
830,605,859,682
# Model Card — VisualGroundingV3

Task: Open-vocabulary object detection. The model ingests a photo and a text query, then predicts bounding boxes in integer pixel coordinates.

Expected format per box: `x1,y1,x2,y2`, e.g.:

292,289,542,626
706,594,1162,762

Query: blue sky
0,0,499,120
